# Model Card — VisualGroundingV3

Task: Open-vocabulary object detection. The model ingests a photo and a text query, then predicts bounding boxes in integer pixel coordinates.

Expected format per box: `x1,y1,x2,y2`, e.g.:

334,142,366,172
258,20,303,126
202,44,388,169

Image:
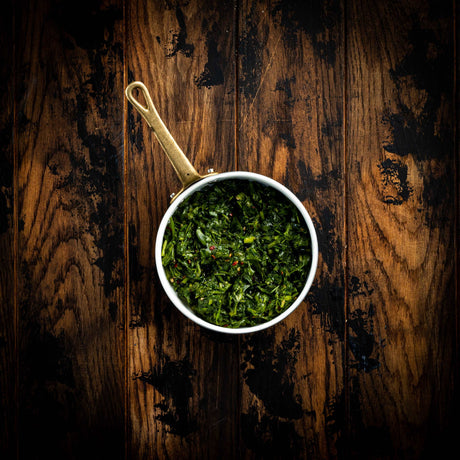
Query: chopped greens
162,179,312,328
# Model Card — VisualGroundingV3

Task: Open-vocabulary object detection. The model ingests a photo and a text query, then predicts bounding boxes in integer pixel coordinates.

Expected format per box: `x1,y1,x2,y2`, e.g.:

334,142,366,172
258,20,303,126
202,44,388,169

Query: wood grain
238,1,345,458
346,0,456,457
125,0,238,458
0,0,457,458
16,0,125,457
0,0,16,458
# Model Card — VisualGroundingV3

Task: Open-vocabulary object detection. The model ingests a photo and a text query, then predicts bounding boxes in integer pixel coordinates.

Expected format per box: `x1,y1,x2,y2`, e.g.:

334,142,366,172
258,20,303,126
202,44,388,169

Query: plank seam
12,0,18,456
454,0,459,403
234,0,240,171
343,0,350,454
123,0,130,458
234,1,242,456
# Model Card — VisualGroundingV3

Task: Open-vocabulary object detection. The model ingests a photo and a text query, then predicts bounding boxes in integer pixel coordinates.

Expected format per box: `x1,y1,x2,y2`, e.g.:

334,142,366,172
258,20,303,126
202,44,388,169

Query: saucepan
125,81,318,334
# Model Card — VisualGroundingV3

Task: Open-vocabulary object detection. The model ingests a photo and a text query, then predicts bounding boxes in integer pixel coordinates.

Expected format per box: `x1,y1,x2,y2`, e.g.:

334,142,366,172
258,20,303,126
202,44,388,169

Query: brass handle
125,81,206,199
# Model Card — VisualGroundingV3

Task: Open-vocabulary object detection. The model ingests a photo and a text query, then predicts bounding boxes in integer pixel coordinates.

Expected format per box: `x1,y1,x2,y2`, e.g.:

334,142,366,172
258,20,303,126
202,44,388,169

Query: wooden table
0,0,457,458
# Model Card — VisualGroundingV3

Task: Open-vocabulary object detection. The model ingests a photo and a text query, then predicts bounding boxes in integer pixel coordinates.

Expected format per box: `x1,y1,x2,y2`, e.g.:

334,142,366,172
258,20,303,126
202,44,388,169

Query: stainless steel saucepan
125,81,318,334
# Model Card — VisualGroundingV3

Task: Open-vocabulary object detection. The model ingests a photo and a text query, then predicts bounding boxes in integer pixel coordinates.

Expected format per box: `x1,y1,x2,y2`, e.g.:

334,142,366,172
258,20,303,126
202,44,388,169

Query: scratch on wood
241,34,282,126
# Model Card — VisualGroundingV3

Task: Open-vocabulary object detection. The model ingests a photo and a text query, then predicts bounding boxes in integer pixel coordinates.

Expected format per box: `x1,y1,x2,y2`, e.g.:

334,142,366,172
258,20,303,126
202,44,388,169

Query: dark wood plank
0,0,16,458
346,0,456,457
16,0,125,457
238,1,345,458
126,0,238,458
3,1,456,458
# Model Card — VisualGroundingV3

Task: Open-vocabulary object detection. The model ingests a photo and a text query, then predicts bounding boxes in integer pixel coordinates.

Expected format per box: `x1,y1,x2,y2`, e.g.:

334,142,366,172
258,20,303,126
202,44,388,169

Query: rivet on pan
170,192,175,199
208,168,214,173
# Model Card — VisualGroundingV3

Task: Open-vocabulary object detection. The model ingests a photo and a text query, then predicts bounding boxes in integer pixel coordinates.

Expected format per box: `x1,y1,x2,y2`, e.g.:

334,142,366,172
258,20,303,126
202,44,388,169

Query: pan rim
155,171,319,334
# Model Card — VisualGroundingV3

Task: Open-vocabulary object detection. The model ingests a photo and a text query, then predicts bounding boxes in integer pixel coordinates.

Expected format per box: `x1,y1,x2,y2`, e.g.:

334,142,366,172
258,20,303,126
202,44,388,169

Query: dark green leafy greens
162,179,312,328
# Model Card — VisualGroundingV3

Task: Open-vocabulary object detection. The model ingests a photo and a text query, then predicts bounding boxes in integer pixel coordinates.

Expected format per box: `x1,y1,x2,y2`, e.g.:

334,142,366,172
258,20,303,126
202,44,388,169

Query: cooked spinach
162,179,312,328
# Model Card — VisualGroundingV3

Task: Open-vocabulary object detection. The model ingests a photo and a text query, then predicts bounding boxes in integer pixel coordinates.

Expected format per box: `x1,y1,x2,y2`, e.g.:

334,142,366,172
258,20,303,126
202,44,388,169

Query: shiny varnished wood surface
0,0,457,459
